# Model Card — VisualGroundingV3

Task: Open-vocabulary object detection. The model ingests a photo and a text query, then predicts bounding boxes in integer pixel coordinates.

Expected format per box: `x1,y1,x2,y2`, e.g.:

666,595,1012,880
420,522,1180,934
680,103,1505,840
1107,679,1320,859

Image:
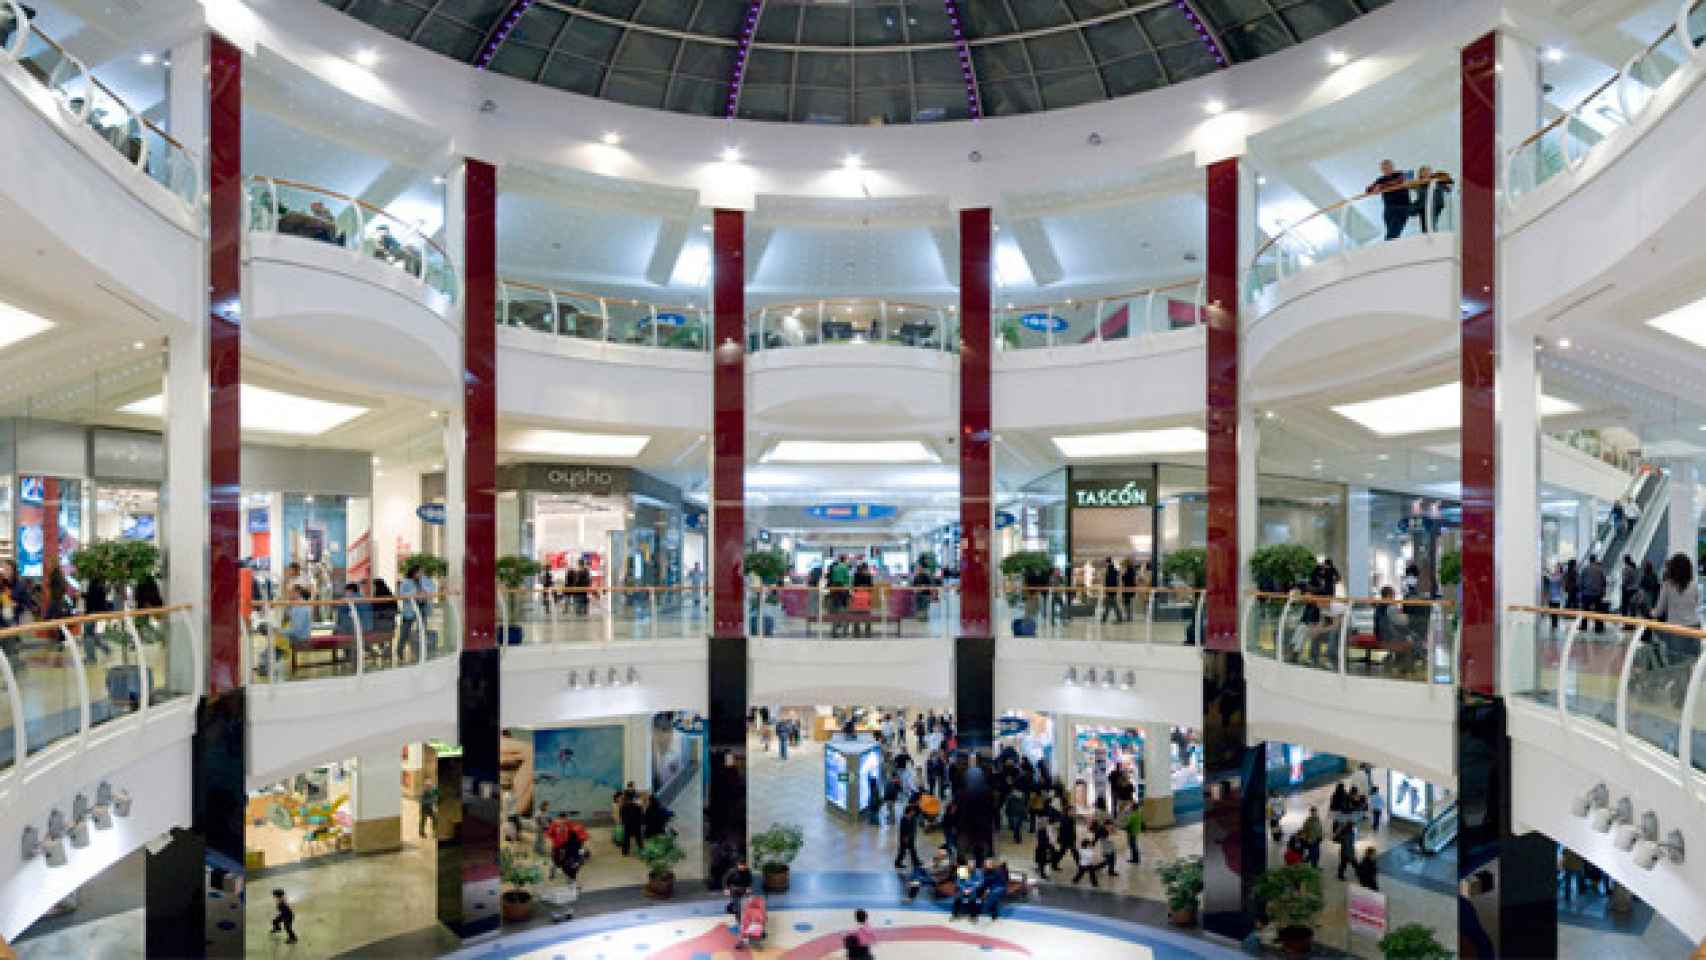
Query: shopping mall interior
2,0,1706,957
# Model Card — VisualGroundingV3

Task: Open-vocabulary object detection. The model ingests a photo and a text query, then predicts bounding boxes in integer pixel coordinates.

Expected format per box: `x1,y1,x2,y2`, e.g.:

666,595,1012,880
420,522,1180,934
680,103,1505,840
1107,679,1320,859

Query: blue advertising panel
824,748,849,810
805,503,898,522
1018,312,1068,333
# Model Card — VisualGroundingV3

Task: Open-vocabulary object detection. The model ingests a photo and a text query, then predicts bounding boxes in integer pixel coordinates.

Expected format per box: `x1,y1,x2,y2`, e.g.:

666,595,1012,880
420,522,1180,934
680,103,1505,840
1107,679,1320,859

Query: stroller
734,894,768,949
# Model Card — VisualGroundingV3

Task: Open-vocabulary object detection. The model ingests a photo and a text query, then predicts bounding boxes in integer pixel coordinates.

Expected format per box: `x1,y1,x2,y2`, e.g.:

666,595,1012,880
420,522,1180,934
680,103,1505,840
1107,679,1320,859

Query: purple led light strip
1173,0,1227,68
474,0,537,70
724,0,765,119
942,0,981,119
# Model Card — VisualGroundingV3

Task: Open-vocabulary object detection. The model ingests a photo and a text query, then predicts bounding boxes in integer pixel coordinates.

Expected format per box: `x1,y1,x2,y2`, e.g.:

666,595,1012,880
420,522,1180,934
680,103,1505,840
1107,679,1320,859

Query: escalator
1416,798,1457,855
1590,470,1669,611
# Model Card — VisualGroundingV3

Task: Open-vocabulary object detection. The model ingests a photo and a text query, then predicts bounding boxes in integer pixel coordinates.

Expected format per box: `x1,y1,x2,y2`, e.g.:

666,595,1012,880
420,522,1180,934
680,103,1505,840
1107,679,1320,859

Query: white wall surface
751,638,952,708
1246,658,1455,785
500,641,708,728
372,466,422,588
993,328,1205,432
994,640,1201,726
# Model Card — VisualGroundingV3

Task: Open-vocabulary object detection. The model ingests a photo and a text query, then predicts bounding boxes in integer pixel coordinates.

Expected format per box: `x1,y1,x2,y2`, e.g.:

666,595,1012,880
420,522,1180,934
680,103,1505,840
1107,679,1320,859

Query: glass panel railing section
0,659,14,776
1246,593,1289,660
1343,598,1432,682
79,618,134,728
500,589,554,647
14,622,77,759
1627,624,1698,758
249,178,456,301
1693,657,1706,776
881,304,948,349
1508,606,1570,706
757,585,952,640
610,587,658,641
1563,613,1629,729
1151,588,1202,645
604,298,651,346
1281,595,1341,672
500,281,561,334
420,596,450,661
1624,19,1692,117
1248,178,1456,303
653,306,708,351
549,588,606,644
80,78,143,167
139,120,199,209
147,607,197,705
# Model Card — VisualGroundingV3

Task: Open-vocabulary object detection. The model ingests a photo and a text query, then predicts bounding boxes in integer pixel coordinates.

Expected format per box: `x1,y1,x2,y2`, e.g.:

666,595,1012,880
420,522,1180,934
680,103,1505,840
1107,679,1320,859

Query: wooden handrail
20,25,191,155
1251,590,1455,606
1249,176,1448,267
258,177,451,261
253,592,453,609
992,278,1202,316
1506,603,1706,640
0,603,192,641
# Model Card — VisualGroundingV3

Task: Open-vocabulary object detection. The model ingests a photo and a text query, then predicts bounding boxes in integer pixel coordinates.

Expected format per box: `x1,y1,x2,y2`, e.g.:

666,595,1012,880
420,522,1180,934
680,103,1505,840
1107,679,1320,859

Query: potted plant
750,822,804,892
1378,923,1452,960
917,551,939,575
499,847,543,922
403,552,450,580
70,539,160,608
1249,543,1317,593
998,318,1023,350
1155,856,1203,926
1253,863,1324,956
743,548,787,585
1162,547,1207,589
639,834,687,899
1437,550,1461,588
495,555,541,645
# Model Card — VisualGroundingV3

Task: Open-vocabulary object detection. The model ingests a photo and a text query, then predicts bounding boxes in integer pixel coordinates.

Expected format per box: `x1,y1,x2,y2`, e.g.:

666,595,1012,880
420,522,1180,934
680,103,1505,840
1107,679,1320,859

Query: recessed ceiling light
1325,49,1349,67
1543,47,1564,63
120,385,367,435
132,340,146,350
1644,296,1706,350
1256,175,1267,186
601,131,623,146
842,153,862,169
1331,382,1578,436
762,441,939,464
138,53,158,66
1557,337,1571,349
0,300,55,350
1051,428,1207,459
507,429,650,458
355,48,380,68
1376,453,1390,461
428,410,439,419
1203,99,1227,115
432,175,446,185
721,146,742,163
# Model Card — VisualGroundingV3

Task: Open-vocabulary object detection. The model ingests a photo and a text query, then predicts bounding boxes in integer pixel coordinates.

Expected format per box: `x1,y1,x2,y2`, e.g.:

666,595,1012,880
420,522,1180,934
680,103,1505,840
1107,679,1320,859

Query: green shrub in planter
744,549,787,586
403,552,450,578
1162,547,1207,588
1437,550,1462,587
1253,863,1324,934
1250,544,1317,592
999,551,1052,579
1378,923,1452,960
1155,856,1203,924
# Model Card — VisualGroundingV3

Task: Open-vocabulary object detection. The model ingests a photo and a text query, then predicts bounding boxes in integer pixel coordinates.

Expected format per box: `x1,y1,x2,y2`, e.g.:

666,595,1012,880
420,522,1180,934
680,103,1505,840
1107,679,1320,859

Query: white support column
442,168,469,606
626,714,652,794
1237,408,1259,603
1498,34,1544,184
1141,722,1175,828
1577,496,1599,563
1346,485,1372,596
1496,320,1541,693
1051,713,1073,784
1666,461,1699,564
353,749,404,853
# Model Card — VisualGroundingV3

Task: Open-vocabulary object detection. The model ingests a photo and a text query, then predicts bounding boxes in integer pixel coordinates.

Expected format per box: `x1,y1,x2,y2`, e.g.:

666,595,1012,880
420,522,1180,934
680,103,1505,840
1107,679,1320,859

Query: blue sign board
654,311,688,327
998,715,1029,736
246,508,269,533
1018,312,1068,333
995,510,1017,529
417,503,447,525
805,503,898,522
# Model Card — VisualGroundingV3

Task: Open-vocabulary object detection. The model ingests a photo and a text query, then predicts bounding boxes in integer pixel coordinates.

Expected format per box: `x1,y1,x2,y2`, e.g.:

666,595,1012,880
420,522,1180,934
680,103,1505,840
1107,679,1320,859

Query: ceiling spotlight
968,150,982,163
1256,175,1267,186
138,53,158,66
721,146,742,163
479,99,498,114
1063,667,1078,686
1543,47,1564,63
1086,132,1103,146
842,153,862,169
601,131,623,146
132,340,145,350
1557,337,1571,349
1571,783,1608,818
1203,99,1227,116
428,410,439,419
354,48,380,68
1325,49,1349,67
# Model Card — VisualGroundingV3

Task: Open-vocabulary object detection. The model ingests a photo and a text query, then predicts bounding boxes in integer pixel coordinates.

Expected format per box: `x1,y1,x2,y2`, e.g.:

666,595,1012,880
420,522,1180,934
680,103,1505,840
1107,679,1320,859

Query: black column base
439,648,501,940
954,635,995,754
706,634,748,878
144,827,207,959
1202,650,1263,941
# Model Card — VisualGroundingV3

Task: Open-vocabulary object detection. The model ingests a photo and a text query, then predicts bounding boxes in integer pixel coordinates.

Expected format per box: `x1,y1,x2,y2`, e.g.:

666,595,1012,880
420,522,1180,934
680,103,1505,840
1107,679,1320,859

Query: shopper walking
1033,815,1056,880
1099,558,1125,623
1070,839,1102,887
1334,819,1357,881
1369,786,1384,832
896,802,923,870
1355,847,1380,891
1123,802,1144,864
270,889,299,944
418,781,439,838
1580,555,1608,632
1300,807,1324,866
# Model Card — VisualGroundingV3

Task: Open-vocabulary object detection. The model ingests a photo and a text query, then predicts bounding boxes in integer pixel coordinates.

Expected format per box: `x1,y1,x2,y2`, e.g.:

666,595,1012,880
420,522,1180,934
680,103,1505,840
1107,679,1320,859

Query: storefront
1364,491,1461,598
1387,768,1449,825
996,710,1054,768
238,446,374,600
0,422,164,584
245,757,358,870
1065,720,1204,817
495,464,687,589
1065,466,1158,574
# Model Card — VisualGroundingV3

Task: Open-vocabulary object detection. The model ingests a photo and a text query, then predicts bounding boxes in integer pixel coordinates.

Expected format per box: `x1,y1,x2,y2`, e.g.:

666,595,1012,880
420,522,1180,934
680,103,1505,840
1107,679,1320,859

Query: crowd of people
1273,781,1382,892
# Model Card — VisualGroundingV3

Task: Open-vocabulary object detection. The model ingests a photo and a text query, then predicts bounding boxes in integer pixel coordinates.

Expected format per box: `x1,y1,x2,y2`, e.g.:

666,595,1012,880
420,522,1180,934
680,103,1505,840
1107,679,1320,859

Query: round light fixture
601,131,623,146
355,48,380,68
721,146,742,163
1325,49,1349,67
1203,99,1227,116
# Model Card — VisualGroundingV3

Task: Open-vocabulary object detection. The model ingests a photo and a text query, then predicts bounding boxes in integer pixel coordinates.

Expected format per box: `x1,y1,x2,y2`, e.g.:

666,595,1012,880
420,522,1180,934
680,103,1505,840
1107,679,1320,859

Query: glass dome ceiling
322,0,1389,124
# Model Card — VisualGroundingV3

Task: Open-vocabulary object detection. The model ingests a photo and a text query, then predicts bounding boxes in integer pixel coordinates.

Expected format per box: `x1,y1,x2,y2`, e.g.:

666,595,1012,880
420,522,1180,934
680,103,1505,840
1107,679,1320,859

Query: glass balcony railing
246,176,457,303
995,280,1205,351
494,586,709,646
0,4,201,216
1246,591,1455,685
749,584,955,640
499,281,708,351
0,604,200,775
994,586,1203,644
748,300,956,353
244,593,458,684
1506,0,1706,205
1248,177,1458,303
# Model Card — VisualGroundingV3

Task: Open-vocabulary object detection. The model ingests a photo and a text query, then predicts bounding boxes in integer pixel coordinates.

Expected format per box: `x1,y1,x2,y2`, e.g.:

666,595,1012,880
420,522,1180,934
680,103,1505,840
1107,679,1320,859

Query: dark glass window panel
1138,6,1199,45
800,6,851,44
911,49,963,86
745,49,793,85
416,18,484,60
509,7,566,46
1012,0,1075,31
633,0,693,30
796,51,852,86
489,42,547,80
602,69,668,108
677,41,736,80
433,0,505,31
1065,0,1128,16
540,54,604,94
971,42,1029,81
736,84,789,121
792,86,851,123
1197,0,1272,30
854,5,908,45
855,86,912,125
961,2,1015,39
1277,0,1359,42
1220,15,1292,61
666,77,730,116
979,76,1042,116
913,85,972,122
1039,68,1104,109
902,2,952,42
754,4,800,42
579,0,640,18
555,17,623,60
347,0,427,40
856,51,909,87
690,1,747,36
613,31,679,71
1083,17,1146,62
1099,51,1165,95
1026,32,1092,71
1157,40,1219,81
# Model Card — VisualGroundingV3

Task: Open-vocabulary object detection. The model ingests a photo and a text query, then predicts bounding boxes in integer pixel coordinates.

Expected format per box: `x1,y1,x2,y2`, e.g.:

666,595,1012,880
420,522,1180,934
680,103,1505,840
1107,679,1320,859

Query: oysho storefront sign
500,464,631,497
1069,478,1155,509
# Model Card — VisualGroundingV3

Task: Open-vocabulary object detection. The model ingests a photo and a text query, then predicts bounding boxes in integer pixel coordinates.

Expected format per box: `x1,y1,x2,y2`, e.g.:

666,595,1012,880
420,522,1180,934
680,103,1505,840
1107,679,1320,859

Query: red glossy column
956,208,995,753
208,36,244,698
1203,158,1240,654
706,208,749,861
463,159,498,654
1458,33,1497,698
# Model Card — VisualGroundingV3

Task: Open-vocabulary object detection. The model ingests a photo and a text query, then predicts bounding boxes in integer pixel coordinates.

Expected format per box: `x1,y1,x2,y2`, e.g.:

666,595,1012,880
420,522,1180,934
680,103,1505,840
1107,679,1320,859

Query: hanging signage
684,512,705,531
805,503,898,522
246,508,270,533
1069,477,1156,509
416,503,447,525
654,311,688,327
995,510,1017,529
1018,312,1068,333
998,715,1030,736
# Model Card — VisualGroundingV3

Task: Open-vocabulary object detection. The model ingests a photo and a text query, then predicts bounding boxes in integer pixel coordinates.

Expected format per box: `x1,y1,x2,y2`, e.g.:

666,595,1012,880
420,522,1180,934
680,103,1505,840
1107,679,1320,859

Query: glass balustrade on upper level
1,3,200,215
748,300,956,353
1248,176,1458,302
491,587,708,646
995,586,1203,644
247,177,457,302
995,280,1205,351
244,593,457,684
499,280,708,352
1506,0,1706,205
0,604,198,772
1246,590,1455,685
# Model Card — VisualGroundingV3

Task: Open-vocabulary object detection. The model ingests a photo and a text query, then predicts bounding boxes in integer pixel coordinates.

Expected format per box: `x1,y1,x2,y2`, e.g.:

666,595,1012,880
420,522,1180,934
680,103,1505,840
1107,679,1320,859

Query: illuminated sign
1069,477,1156,509
805,503,897,522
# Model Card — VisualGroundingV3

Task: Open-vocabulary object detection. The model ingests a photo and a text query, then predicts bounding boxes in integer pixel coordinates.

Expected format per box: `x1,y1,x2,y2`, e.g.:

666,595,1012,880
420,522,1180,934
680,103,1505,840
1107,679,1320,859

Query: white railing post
120,613,150,715
649,589,659,642
57,624,92,752
1427,606,1441,684
350,199,366,255
1677,645,1706,777
1276,597,1296,661
1614,625,1647,747
499,591,510,654
547,586,561,650
0,644,29,781
2,1,29,60
604,588,614,645
650,304,660,348
349,600,364,678
1144,590,1156,643
1557,615,1583,719
411,599,427,663
1337,606,1351,675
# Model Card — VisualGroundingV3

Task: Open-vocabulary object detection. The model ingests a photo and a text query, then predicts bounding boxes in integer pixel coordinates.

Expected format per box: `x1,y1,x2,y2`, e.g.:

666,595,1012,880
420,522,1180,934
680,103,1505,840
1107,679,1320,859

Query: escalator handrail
1603,473,1670,609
